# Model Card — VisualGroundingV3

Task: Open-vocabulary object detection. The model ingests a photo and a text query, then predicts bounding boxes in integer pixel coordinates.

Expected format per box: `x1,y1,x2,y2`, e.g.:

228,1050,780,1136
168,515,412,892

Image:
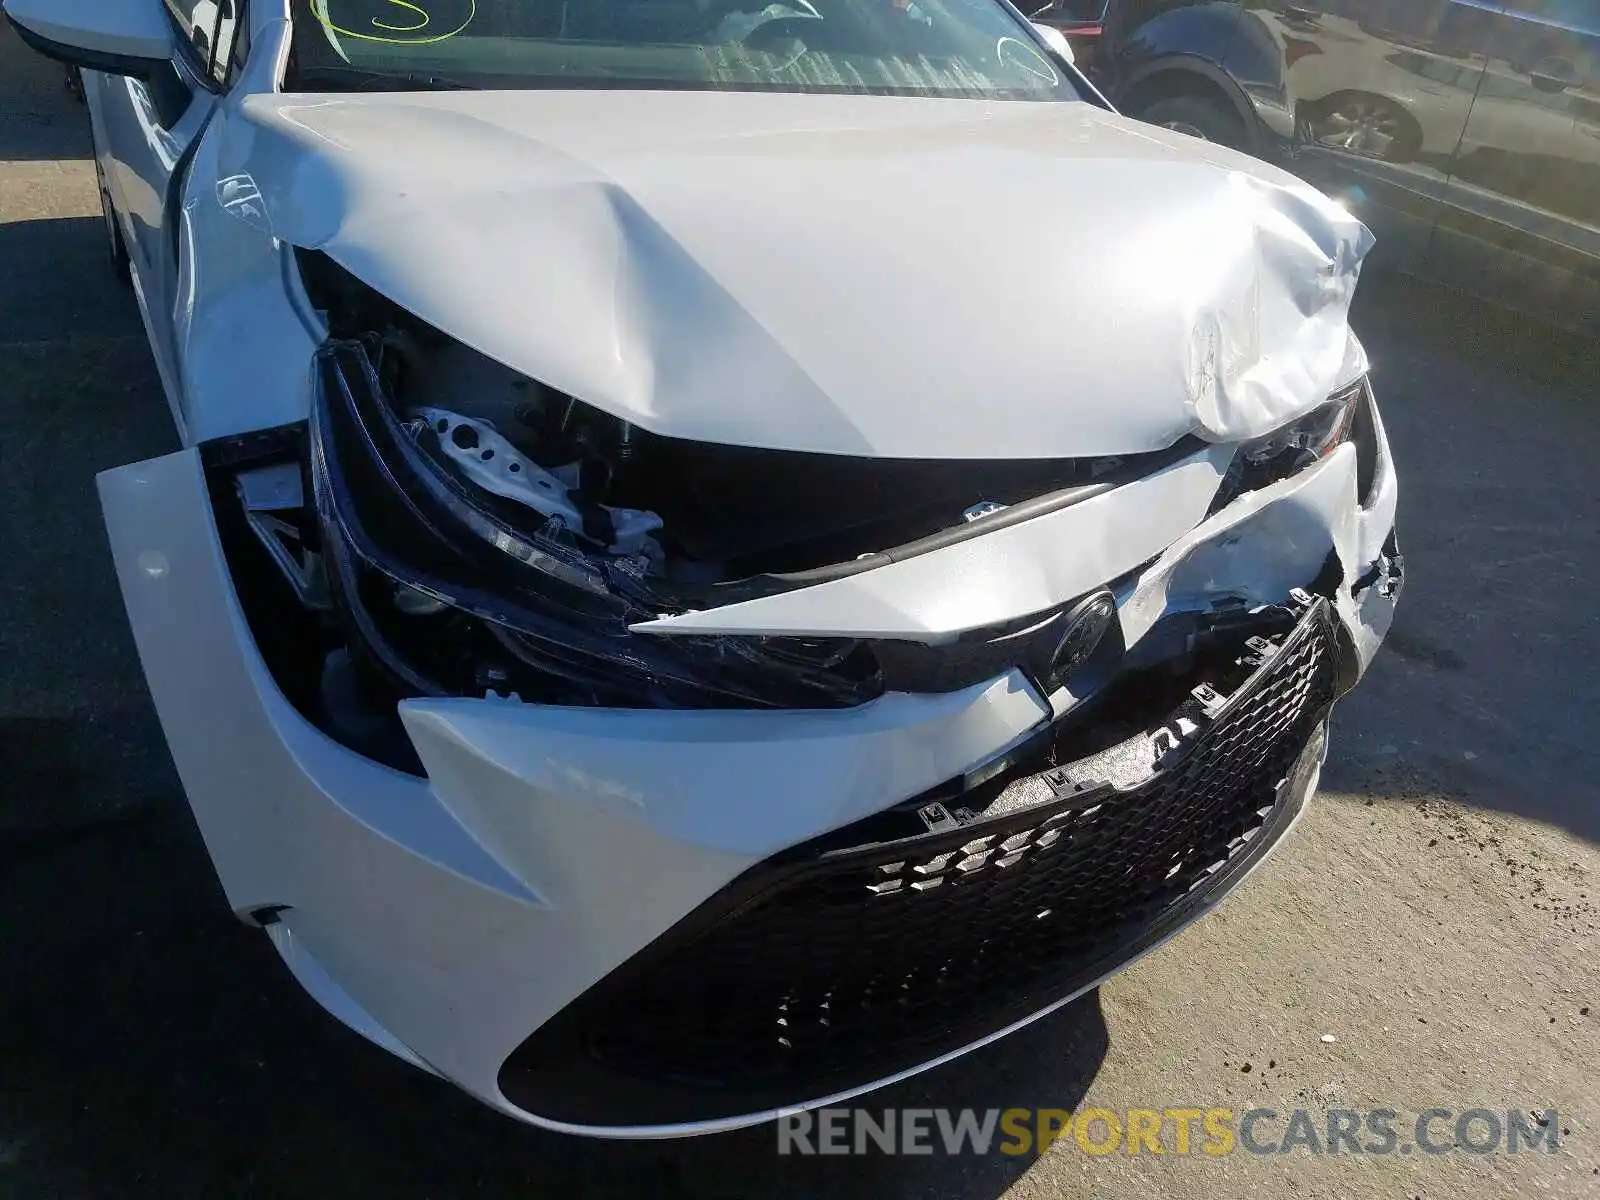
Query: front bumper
99,414,1399,1137
497,594,1339,1127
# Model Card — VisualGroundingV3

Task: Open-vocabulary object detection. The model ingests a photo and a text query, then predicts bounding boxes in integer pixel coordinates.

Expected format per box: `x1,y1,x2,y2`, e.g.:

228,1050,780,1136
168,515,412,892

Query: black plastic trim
498,600,1337,1127
5,18,169,79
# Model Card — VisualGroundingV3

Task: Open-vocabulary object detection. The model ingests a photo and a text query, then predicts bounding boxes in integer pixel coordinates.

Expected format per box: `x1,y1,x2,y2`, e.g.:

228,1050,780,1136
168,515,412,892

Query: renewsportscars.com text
776,1106,1564,1157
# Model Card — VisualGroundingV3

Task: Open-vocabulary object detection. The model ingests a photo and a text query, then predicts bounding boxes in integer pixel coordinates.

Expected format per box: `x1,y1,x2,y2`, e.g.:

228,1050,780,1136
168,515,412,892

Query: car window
1389,51,1447,86
1387,50,1478,90
217,0,252,86
166,0,250,87
1478,67,1570,107
165,0,220,65
285,0,1086,98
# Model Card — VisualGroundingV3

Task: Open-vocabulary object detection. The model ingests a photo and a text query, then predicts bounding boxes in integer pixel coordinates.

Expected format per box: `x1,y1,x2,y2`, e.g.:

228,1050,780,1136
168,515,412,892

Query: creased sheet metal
1180,173,1374,442
217,88,1373,459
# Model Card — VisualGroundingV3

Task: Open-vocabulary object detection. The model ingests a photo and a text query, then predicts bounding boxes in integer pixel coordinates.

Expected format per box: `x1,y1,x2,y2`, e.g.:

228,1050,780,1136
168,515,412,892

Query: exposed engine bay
293,249,1171,581
201,251,1377,770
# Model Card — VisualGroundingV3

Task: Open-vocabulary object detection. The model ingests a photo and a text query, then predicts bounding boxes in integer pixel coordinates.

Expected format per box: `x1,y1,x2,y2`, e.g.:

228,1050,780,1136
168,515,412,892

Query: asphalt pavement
0,24,1596,1200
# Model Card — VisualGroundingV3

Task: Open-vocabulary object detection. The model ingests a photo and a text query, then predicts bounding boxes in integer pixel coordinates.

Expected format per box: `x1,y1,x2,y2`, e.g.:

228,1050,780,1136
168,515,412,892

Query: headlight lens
1213,378,1366,511
1239,380,1363,467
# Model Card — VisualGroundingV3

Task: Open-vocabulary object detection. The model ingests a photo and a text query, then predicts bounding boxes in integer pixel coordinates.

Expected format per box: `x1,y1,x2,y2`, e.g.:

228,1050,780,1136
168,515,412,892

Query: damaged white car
10,0,1401,1137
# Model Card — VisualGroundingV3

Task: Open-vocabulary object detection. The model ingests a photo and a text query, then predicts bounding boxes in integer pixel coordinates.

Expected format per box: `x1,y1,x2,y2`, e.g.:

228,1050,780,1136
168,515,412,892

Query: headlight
275,249,1218,729
1212,377,1366,510
1239,380,1362,467
310,338,884,711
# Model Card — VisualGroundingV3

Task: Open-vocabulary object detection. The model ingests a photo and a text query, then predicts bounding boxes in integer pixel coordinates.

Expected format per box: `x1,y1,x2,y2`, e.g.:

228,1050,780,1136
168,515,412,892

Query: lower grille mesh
500,603,1339,1127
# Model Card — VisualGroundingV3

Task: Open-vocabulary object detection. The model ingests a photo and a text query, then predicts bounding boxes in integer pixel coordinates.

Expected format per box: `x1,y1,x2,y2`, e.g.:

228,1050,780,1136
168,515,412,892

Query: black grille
500,601,1339,1128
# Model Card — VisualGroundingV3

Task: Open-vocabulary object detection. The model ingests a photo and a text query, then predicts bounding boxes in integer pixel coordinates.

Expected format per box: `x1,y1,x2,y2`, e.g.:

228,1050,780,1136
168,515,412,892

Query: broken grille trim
498,600,1338,1129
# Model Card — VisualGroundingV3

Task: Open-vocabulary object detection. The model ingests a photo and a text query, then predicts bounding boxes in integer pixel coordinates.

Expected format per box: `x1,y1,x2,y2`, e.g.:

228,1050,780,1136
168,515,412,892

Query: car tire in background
1132,93,1247,152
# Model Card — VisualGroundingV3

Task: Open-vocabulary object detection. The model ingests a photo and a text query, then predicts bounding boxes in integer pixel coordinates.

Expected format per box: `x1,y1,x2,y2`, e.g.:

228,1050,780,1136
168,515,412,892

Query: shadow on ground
0,30,88,162
1328,274,1600,846
0,217,177,840
0,807,1108,1199
0,216,138,342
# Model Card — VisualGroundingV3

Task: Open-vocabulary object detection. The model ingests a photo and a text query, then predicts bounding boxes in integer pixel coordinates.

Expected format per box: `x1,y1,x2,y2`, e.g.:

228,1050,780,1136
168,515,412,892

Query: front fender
1114,0,1247,71
1107,3,1269,151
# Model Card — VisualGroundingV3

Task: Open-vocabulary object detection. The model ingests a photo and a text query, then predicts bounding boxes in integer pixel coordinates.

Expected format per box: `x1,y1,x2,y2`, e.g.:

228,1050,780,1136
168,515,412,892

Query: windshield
285,0,1082,98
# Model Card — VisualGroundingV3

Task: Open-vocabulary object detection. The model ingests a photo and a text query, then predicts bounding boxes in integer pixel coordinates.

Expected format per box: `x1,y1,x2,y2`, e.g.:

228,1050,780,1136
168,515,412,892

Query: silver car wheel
1315,97,1404,156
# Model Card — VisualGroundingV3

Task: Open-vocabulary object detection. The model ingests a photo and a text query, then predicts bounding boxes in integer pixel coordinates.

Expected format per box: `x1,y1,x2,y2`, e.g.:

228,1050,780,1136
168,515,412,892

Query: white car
9,0,1400,1138
1261,10,1583,168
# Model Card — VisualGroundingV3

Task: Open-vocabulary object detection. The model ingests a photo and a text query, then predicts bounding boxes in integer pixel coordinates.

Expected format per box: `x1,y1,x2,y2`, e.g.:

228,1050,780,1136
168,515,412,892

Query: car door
85,0,246,427
1249,0,1496,270
1429,0,1600,326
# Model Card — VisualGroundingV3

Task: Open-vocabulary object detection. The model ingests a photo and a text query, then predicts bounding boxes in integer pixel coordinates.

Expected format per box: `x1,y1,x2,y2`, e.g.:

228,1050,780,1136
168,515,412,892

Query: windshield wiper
290,66,474,92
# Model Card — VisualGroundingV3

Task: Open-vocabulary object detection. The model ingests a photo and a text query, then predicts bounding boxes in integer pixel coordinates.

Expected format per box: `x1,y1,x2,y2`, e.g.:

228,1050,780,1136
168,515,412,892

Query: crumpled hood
221,89,1373,458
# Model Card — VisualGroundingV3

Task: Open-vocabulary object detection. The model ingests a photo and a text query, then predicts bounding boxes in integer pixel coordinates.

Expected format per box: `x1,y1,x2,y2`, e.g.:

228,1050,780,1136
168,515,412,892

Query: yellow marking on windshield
371,0,430,31
315,0,476,44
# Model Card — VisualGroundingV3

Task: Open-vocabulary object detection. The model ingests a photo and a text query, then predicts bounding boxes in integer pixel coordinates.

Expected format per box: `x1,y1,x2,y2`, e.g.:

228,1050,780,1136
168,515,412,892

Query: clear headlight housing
1239,381,1362,467
1213,377,1367,510
309,338,885,712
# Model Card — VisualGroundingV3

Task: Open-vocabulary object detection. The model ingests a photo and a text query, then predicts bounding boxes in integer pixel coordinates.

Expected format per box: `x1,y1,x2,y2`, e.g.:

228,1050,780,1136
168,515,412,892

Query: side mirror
1032,22,1076,65
3,0,174,80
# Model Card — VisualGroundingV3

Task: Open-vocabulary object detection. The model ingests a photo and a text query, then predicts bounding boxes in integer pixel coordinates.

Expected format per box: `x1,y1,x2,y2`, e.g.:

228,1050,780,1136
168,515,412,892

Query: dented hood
222,89,1372,458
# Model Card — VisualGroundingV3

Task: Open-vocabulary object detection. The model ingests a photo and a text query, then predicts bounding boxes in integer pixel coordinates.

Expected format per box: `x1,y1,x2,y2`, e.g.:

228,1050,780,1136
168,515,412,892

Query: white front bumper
98,416,1398,1137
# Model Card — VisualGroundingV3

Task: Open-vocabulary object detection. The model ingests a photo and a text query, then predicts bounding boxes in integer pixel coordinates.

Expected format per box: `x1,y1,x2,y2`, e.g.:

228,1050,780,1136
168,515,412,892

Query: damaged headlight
220,249,1228,756
1239,381,1362,467
1213,377,1367,510
310,337,884,711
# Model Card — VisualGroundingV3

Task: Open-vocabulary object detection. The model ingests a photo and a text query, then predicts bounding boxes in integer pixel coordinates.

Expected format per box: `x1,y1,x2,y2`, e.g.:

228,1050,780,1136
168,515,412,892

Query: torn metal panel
1112,433,1400,690
215,89,1372,458
631,444,1233,641
398,671,1052,867
1118,444,1359,649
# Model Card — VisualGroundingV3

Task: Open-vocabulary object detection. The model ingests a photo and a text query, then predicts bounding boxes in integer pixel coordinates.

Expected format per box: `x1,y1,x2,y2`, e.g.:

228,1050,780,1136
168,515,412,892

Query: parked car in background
1031,0,1600,330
